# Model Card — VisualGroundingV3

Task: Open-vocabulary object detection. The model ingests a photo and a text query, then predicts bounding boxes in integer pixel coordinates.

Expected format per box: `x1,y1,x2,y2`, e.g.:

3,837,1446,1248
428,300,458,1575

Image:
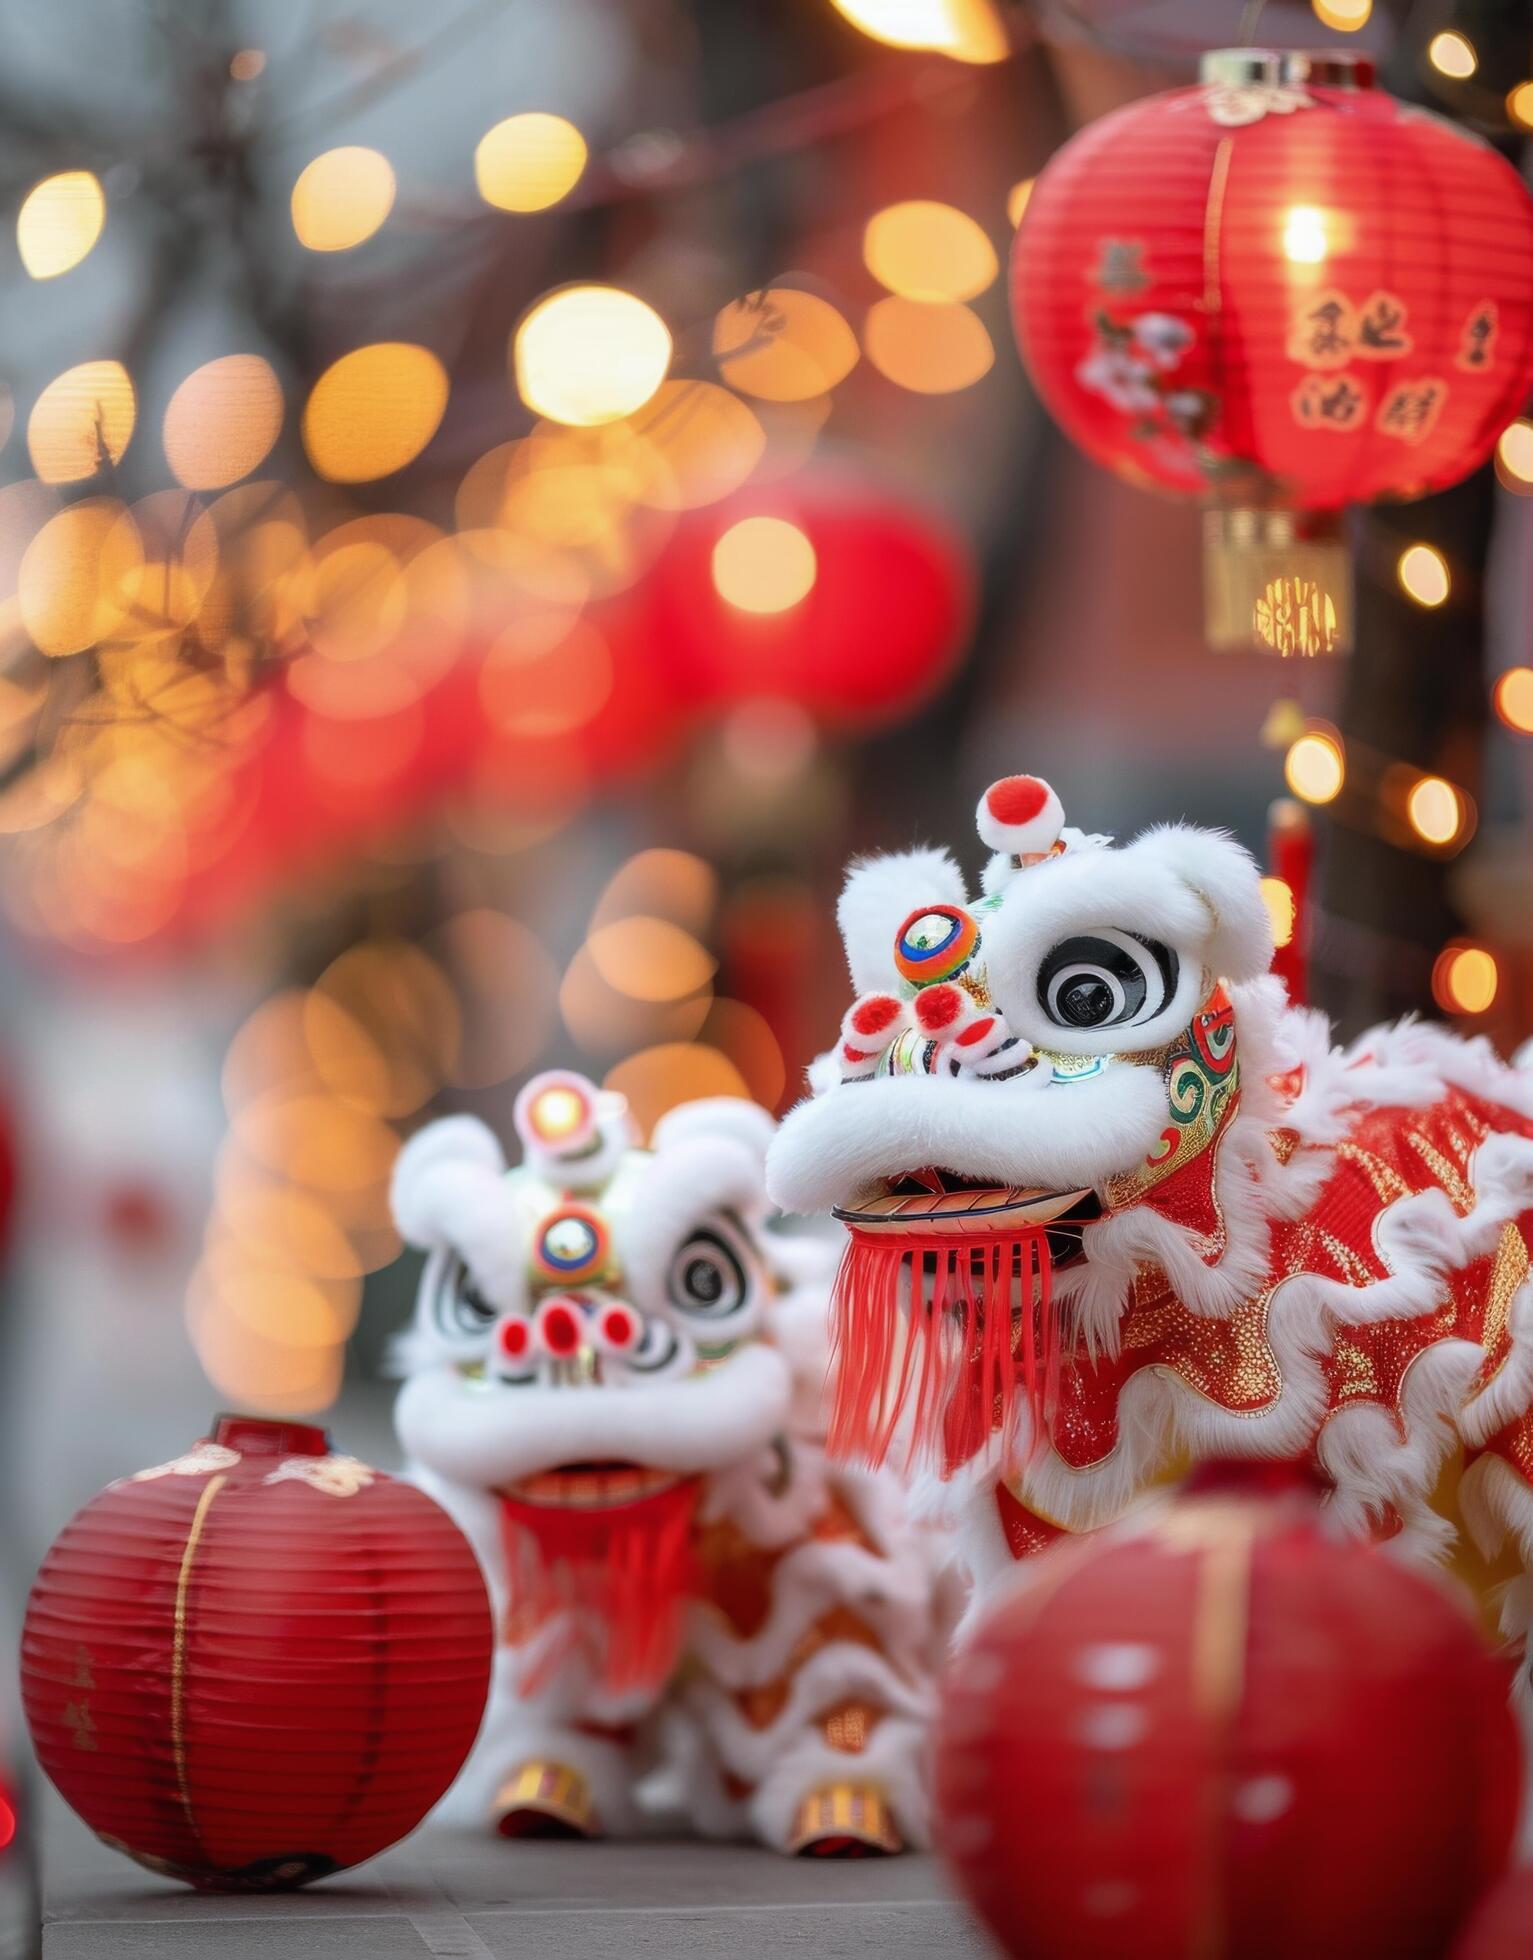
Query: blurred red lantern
935,1465,1519,1959
1011,49,1533,652
649,477,973,728
21,1415,492,1890
1452,1866,1533,1958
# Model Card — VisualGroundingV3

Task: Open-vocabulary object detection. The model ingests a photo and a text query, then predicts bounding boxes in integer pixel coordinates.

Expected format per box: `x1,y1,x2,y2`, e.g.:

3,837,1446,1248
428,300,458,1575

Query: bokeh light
302,342,448,481
1493,667,1533,734
1509,83,1533,130
1405,774,1464,847
865,297,994,393
1432,943,1498,1015
586,915,717,1003
514,286,671,427
475,113,587,211
1258,876,1296,949
1428,31,1477,79
162,354,284,489
1494,419,1533,491
1397,543,1450,607
291,146,396,251
711,515,817,613
592,848,718,937
28,360,136,483
18,499,140,655
1006,179,1034,227
713,289,858,402
425,909,558,1089
826,0,1007,62
1282,206,1329,266
1311,0,1370,28
604,1043,752,1138
17,171,105,279
863,201,998,303
230,48,266,80
1284,729,1345,804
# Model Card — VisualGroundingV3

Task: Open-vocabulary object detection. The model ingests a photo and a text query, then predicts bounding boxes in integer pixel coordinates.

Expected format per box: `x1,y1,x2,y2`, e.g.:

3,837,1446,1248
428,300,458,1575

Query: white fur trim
395,1342,793,1489
766,1062,1168,1216
392,1116,507,1248
837,847,968,997
651,1096,777,1168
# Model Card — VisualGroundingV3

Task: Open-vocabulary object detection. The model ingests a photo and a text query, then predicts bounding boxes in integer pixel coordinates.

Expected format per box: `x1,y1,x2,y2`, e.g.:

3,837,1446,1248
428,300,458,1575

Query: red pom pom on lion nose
977,775,1063,857
536,1298,584,1358
914,983,965,1033
498,1317,532,1364
597,1303,639,1352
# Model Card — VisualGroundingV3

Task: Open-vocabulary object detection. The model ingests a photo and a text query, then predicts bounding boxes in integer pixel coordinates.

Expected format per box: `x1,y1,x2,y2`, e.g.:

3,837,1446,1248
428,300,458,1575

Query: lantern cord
1236,0,1269,46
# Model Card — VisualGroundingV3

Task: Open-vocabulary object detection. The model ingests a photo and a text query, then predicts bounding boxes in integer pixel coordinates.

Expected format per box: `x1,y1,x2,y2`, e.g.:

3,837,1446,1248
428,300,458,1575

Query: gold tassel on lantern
1204,508,1351,656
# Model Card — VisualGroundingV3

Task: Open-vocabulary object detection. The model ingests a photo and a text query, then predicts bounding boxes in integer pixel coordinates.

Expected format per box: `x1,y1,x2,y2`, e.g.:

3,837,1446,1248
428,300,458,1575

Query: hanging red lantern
1010,49,1533,654
647,476,973,728
934,1464,1519,1959
21,1415,492,1890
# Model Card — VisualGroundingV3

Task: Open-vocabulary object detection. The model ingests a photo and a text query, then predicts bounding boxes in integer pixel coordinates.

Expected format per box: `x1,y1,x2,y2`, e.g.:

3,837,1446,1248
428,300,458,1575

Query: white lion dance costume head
767,777,1533,1665
391,1077,939,1852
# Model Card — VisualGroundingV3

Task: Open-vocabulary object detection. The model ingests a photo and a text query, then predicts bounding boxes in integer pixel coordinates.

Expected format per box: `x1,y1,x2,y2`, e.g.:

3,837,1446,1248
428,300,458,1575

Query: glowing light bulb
1493,667,1533,733
532,1087,586,1140
475,114,587,212
1397,543,1449,607
291,147,395,252
1508,82,1533,130
1495,419,1533,488
826,0,1007,63
1311,0,1371,28
1428,31,1476,79
1405,774,1462,846
1258,876,1296,949
1433,944,1497,1015
1284,731,1344,805
711,516,817,614
18,171,105,280
1282,206,1329,265
514,286,671,427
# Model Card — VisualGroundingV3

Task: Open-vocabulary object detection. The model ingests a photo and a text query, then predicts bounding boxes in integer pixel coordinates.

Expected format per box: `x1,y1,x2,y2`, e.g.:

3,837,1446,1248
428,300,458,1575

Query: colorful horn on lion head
766,776,1274,1478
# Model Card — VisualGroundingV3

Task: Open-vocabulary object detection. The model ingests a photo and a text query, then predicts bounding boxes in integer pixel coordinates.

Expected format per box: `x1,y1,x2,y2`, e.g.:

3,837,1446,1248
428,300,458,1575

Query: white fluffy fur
837,846,967,997
768,1062,1168,1215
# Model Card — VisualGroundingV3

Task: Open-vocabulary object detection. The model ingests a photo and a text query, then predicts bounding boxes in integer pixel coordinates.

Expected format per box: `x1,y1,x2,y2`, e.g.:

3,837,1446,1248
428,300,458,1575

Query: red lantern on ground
1011,49,1533,654
935,1465,1519,1959
21,1415,492,1890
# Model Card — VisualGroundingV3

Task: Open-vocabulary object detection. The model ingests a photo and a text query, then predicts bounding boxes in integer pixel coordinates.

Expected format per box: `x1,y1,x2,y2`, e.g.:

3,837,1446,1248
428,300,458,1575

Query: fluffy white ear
1142,824,1273,984
391,1115,506,1247
837,846,968,996
650,1096,776,1167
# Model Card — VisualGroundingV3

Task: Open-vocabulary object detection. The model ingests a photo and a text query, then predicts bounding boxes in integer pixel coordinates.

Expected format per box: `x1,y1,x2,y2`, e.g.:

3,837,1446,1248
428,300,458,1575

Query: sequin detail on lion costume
766,777,1533,1692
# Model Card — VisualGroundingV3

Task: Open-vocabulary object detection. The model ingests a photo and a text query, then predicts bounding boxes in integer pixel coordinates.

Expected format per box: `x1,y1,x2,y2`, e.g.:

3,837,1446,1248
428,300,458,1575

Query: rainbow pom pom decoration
894,904,979,988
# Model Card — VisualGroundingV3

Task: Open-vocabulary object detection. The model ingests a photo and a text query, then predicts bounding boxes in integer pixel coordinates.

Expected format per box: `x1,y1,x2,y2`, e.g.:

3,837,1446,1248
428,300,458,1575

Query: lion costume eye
1037,931,1179,1032
432,1253,498,1342
667,1226,751,1320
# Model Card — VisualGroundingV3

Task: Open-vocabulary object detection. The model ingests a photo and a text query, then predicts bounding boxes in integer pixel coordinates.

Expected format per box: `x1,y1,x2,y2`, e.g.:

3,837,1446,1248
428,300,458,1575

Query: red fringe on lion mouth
499,1475,700,1694
829,1228,1061,1477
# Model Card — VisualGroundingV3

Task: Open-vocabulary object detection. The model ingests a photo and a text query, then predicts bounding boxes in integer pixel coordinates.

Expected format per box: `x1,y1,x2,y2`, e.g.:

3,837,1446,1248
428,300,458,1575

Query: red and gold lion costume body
766,777,1533,1666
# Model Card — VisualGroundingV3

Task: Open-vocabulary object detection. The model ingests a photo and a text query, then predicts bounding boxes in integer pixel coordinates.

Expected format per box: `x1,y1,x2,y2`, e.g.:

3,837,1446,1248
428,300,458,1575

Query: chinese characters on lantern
1285,288,1492,444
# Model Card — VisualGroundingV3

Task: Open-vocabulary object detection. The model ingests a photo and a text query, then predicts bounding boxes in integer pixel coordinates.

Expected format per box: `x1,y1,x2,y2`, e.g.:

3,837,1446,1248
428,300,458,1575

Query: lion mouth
502,1461,685,1510
832,1169,1101,1253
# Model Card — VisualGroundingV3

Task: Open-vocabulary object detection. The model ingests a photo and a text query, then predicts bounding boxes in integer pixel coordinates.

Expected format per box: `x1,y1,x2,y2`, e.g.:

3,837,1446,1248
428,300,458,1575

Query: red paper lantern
1011,49,1533,651
935,1466,1519,1959
21,1415,492,1890
1451,1866,1533,1959
648,477,973,728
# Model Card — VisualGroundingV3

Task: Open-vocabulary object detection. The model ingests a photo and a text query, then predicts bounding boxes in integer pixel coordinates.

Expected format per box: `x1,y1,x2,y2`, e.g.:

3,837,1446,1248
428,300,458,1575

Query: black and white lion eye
1037,931,1180,1033
623,1316,682,1374
432,1253,499,1342
667,1226,752,1320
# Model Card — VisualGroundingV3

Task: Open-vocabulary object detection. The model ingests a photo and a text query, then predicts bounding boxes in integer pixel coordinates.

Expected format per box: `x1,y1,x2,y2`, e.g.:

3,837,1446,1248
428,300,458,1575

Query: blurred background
0,0,1529,1684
